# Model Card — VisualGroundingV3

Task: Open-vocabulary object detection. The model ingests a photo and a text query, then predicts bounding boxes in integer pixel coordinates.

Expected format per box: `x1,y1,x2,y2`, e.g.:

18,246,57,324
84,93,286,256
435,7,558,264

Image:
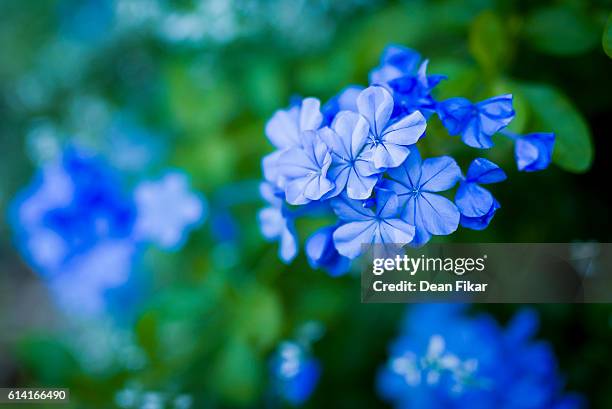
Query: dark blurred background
0,0,611,408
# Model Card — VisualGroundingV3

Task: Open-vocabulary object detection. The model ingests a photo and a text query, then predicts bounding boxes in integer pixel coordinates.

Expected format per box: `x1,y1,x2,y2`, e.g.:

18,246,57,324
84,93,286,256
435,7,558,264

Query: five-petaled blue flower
377,304,584,409
382,147,462,246
515,132,555,172
437,94,515,149
276,130,334,205
357,85,427,169
455,158,506,230
331,189,415,259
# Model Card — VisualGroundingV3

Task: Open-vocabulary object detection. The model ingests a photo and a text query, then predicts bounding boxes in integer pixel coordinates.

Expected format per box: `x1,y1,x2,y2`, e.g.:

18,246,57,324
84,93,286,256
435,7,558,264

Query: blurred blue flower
305,226,350,277
10,147,139,315
319,111,379,200
276,130,334,205
370,45,446,118
377,304,584,409
437,95,514,149
331,189,415,259
133,171,206,250
258,182,298,262
515,132,555,172
270,341,321,406
455,158,506,230
382,148,462,246
357,86,427,169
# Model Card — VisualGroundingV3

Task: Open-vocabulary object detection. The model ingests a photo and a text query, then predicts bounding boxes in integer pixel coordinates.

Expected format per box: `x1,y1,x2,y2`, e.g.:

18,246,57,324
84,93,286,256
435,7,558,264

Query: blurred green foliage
0,0,611,408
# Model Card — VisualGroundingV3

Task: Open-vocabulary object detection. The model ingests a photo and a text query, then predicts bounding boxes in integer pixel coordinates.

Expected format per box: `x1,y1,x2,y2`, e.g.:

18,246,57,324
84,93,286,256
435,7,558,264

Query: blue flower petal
455,182,494,218
306,226,350,276
333,220,377,259
419,156,462,192
465,158,507,184
331,194,374,222
357,86,394,137
417,192,460,236
459,198,500,230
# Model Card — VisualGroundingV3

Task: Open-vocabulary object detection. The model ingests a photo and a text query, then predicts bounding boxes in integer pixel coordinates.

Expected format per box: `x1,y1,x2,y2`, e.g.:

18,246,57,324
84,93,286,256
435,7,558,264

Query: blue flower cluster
9,146,206,316
259,45,556,274
377,304,583,409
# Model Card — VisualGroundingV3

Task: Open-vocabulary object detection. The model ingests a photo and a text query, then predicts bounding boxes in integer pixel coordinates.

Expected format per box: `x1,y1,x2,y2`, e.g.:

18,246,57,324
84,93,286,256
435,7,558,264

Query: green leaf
603,13,612,58
520,83,593,173
524,7,599,56
469,11,510,75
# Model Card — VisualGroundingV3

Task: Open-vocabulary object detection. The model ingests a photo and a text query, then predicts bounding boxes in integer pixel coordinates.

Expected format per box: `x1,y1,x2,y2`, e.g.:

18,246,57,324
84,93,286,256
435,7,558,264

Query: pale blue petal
265,106,300,149
403,196,431,246
285,178,312,205
418,192,460,235
325,162,350,198
299,98,323,133
375,189,400,219
455,182,494,218
346,167,378,200
379,219,415,244
280,222,298,262
381,110,426,145
419,156,462,192
331,194,374,222
387,147,422,189
333,220,377,259
371,142,411,169
357,86,394,137
331,111,370,159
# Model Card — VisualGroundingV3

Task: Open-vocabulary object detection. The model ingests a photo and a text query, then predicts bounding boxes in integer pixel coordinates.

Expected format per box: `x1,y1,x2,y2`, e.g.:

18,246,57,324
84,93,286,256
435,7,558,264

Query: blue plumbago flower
276,130,334,205
382,147,462,246
356,85,427,169
514,132,555,172
331,189,415,259
455,158,506,230
370,45,446,119
263,98,323,187
377,304,584,409
133,171,206,250
437,94,515,149
258,182,298,263
319,111,379,200
258,44,557,271
305,226,350,277
321,85,364,125
270,341,321,406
